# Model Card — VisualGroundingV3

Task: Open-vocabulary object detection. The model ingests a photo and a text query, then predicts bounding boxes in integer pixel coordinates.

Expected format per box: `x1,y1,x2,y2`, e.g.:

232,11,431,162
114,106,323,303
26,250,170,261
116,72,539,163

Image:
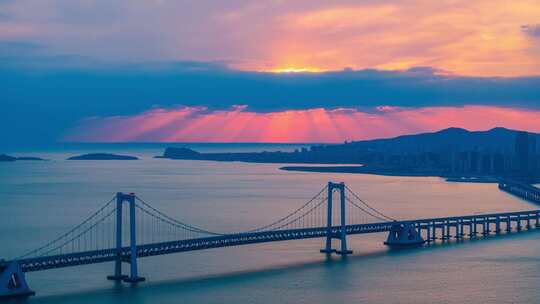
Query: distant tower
528,135,537,179
515,131,531,181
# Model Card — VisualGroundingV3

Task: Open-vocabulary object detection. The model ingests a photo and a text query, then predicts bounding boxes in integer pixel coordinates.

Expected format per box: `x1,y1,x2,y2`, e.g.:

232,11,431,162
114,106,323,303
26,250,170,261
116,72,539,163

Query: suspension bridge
1,181,540,299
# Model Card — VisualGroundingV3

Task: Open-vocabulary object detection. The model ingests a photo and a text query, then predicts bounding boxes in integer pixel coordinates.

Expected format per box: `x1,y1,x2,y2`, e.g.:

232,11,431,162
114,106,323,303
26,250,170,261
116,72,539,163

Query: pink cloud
64,105,540,143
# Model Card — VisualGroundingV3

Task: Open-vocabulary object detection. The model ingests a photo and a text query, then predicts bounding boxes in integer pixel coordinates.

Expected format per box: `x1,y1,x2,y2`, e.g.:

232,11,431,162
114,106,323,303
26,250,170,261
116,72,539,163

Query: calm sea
1,143,539,304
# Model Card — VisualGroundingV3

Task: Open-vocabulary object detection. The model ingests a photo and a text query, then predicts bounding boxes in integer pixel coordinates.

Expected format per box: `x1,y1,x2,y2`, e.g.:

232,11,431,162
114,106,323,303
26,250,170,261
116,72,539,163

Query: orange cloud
65,105,540,143
231,0,540,76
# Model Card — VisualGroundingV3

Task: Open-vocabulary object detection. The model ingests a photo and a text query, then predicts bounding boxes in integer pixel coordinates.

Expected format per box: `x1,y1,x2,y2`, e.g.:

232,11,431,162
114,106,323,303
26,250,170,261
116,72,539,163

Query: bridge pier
456,220,464,239
437,224,444,240
320,182,352,256
425,223,433,243
384,222,424,247
0,261,34,299
482,217,489,236
443,221,450,240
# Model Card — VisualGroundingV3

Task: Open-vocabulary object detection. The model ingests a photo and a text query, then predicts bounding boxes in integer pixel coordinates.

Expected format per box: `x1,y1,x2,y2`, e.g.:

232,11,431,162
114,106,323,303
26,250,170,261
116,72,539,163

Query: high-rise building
516,131,529,173
515,131,537,181
529,135,537,176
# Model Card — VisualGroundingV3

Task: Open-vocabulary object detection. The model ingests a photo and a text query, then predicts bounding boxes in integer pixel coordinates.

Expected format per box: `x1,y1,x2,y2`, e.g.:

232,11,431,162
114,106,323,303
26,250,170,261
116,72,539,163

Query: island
0,154,16,162
279,165,443,177
0,154,46,162
67,153,138,160
159,127,540,183
16,156,46,161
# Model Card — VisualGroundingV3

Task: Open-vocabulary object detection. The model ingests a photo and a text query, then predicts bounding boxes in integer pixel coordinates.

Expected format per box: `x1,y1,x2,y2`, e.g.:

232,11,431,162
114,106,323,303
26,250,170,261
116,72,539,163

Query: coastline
279,165,503,183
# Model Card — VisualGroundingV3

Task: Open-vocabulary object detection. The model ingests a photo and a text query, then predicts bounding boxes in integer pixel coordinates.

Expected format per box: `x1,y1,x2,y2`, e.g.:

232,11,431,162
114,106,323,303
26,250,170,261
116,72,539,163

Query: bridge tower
107,192,145,283
320,182,353,256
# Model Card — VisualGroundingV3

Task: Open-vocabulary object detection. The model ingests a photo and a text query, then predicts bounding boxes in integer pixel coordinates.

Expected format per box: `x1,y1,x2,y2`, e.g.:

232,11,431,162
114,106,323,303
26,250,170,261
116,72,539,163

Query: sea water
0,143,538,303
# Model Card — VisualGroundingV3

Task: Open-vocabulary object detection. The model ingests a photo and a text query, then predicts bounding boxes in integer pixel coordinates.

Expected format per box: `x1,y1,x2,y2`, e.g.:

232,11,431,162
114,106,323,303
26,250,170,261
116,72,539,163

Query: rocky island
0,154,46,162
67,153,138,160
0,154,16,162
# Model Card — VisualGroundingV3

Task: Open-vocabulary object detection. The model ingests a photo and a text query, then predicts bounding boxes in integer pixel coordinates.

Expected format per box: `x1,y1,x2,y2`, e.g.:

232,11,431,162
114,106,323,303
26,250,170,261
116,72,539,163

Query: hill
347,127,538,153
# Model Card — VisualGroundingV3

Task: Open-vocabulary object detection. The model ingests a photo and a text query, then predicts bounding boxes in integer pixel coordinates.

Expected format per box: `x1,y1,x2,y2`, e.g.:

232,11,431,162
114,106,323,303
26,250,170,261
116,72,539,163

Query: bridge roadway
499,179,540,204
17,222,393,272
17,208,540,273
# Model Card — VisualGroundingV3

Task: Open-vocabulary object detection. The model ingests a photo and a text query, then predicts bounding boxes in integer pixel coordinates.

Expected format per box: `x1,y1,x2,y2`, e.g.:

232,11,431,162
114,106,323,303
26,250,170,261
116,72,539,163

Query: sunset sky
2,0,540,145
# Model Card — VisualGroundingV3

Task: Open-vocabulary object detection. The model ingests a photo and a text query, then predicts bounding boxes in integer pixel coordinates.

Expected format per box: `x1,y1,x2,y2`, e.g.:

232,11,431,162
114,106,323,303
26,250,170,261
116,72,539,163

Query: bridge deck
499,180,540,204
16,208,540,273
17,223,392,272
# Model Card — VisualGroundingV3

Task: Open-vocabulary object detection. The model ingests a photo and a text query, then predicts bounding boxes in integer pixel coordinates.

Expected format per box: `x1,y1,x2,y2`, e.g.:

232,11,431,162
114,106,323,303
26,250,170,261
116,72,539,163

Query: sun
269,67,324,73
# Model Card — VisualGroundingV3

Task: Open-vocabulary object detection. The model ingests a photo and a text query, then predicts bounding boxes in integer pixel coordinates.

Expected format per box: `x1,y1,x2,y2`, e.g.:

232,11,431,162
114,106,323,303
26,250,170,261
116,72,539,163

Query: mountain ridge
346,127,538,153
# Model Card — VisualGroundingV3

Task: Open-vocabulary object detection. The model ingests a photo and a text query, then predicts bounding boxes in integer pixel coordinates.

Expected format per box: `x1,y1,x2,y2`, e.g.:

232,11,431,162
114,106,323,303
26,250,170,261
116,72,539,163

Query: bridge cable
134,196,224,236
134,204,224,236
344,186,396,221
344,197,389,222
36,207,116,257
269,196,327,231
243,185,328,233
16,196,116,259
135,185,328,235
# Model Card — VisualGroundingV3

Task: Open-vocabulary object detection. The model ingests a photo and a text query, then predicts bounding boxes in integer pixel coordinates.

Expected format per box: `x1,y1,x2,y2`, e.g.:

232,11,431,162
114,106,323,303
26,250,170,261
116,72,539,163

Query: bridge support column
384,222,424,247
0,261,34,299
444,221,450,240
456,220,463,239
107,193,128,281
124,194,145,283
320,182,351,256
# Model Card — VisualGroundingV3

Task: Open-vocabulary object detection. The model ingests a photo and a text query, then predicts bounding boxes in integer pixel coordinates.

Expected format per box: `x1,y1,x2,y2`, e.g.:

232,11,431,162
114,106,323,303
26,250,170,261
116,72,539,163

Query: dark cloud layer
1,59,540,147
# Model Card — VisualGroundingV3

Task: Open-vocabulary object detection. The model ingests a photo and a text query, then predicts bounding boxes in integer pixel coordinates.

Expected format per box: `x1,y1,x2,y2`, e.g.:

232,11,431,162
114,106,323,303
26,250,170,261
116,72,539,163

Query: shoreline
279,165,505,183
